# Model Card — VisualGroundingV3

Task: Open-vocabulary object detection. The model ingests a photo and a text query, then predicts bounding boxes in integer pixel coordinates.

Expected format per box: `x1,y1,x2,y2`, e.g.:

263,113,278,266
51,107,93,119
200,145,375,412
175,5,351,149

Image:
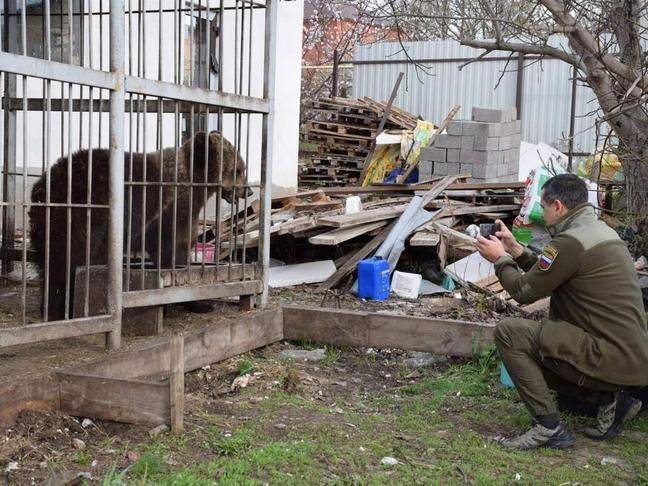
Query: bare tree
375,0,648,246
301,0,398,124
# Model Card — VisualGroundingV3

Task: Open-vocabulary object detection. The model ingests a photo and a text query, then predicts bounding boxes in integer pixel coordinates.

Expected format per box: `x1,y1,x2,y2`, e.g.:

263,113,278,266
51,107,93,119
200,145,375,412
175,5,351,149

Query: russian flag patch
538,245,558,271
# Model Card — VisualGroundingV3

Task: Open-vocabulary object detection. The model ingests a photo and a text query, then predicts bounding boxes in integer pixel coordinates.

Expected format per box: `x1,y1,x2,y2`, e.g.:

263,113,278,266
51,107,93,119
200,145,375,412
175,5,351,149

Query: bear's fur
29,131,248,321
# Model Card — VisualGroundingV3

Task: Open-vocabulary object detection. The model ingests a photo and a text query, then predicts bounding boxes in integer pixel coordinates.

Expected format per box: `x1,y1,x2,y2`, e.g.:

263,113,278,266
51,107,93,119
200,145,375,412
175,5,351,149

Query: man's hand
476,235,507,263
494,220,524,258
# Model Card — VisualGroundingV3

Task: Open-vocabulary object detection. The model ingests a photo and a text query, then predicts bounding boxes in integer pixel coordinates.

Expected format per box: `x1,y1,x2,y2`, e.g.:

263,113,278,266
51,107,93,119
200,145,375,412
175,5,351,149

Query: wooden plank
431,223,477,247
282,306,495,357
308,220,387,245
438,204,520,217
316,204,408,228
318,221,395,290
169,335,184,434
322,182,525,195
123,280,262,308
0,315,113,348
58,372,170,425
409,230,440,246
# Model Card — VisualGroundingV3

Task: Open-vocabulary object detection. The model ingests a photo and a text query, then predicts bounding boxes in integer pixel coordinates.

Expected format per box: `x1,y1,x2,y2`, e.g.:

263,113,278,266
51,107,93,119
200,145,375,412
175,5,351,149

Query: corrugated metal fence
352,40,605,154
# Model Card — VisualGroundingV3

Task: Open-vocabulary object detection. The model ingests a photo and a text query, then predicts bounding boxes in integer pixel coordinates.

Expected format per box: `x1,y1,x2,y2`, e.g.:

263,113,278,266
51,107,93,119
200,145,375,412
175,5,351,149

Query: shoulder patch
538,245,558,271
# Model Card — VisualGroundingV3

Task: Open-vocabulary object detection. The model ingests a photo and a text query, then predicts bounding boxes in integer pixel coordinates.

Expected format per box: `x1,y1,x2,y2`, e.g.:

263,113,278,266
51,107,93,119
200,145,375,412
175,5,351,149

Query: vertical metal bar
140,0,147,289
156,0,163,282
20,0,27,325
213,0,224,277
170,0,180,283
125,0,133,291
64,0,74,319
107,0,125,349
515,54,524,122
2,0,17,276
259,0,276,304
43,0,52,321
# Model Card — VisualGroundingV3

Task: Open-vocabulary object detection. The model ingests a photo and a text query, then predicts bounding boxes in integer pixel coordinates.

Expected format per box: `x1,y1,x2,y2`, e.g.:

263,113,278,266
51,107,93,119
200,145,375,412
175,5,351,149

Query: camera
479,222,501,239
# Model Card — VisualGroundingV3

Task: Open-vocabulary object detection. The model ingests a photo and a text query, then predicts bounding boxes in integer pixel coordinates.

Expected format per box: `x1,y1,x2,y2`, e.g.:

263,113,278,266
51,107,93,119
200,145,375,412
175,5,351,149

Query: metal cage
0,0,275,349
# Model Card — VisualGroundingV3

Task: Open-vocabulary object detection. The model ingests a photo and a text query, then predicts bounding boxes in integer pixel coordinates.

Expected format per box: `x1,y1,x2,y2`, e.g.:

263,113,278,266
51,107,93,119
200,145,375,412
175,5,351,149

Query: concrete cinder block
501,120,522,136
499,136,512,151
472,164,499,179
472,150,503,165
445,162,461,174
503,148,520,163
510,133,522,148
433,162,447,176
472,107,507,123
420,146,447,162
473,135,500,151
461,135,474,151
460,121,492,137
446,148,461,163
497,163,509,177
446,121,463,136
460,163,473,176
418,160,433,180
434,134,462,149
507,106,518,121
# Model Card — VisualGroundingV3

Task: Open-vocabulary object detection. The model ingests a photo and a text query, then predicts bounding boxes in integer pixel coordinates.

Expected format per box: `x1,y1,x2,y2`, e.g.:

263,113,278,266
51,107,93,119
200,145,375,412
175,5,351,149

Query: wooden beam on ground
308,220,387,245
282,305,495,357
68,308,283,381
318,221,395,290
58,372,170,425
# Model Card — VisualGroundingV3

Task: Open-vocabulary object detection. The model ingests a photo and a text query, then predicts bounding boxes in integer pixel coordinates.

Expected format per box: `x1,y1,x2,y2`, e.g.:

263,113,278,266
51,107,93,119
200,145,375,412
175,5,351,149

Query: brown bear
29,130,249,321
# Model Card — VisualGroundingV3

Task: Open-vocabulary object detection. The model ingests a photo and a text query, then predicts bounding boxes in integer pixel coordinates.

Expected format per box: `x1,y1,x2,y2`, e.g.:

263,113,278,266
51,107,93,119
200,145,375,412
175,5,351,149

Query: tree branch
460,38,582,67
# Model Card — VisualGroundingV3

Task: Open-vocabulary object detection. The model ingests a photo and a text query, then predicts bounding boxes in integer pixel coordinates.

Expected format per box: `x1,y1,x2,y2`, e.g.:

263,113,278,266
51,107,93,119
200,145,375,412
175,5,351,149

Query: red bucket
193,242,215,263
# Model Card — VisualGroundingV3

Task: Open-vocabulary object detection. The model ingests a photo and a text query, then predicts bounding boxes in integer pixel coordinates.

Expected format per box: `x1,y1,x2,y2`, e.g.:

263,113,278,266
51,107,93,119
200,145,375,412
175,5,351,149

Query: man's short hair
541,174,588,209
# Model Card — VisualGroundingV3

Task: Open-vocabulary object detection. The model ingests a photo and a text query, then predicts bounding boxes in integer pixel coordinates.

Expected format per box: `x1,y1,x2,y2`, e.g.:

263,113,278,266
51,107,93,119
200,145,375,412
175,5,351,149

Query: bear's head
191,131,252,204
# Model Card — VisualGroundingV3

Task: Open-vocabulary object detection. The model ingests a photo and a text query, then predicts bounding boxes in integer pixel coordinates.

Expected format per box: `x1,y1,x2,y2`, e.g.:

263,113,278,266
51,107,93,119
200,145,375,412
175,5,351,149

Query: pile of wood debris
299,97,419,186
210,176,529,306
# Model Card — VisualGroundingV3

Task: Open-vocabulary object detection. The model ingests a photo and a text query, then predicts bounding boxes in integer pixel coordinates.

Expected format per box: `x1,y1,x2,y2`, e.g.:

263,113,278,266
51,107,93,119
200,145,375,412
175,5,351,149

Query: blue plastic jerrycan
357,256,390,300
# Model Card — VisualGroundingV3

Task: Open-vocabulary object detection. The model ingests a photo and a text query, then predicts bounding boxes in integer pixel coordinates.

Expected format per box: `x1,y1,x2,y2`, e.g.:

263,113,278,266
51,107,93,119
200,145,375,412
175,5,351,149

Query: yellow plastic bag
577,152,623,182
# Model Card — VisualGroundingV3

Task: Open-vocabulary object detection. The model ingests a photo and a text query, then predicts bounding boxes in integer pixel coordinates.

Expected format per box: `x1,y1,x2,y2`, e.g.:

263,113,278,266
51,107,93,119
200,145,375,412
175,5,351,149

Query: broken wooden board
409,230,440,247
283,305,495,357
269,261,337,288
308,220,387,245
58,372,170,425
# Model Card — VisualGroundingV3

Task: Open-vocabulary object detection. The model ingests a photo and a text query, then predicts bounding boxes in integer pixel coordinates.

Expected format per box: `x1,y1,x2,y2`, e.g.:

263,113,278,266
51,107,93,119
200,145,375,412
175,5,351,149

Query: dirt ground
0,288,645,484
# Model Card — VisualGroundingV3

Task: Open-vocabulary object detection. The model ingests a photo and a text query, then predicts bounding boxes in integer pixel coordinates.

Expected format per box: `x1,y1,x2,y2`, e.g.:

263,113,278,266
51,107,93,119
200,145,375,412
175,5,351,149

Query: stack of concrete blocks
419,107,521,183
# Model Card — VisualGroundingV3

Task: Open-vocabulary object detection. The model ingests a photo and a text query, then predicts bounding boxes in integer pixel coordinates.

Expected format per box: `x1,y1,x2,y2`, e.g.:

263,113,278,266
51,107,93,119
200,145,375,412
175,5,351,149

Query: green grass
98,354,648,485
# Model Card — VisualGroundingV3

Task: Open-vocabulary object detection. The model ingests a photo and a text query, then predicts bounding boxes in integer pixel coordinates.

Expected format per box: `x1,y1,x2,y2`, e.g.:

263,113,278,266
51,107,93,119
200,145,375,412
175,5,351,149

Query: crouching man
476,174,648,450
